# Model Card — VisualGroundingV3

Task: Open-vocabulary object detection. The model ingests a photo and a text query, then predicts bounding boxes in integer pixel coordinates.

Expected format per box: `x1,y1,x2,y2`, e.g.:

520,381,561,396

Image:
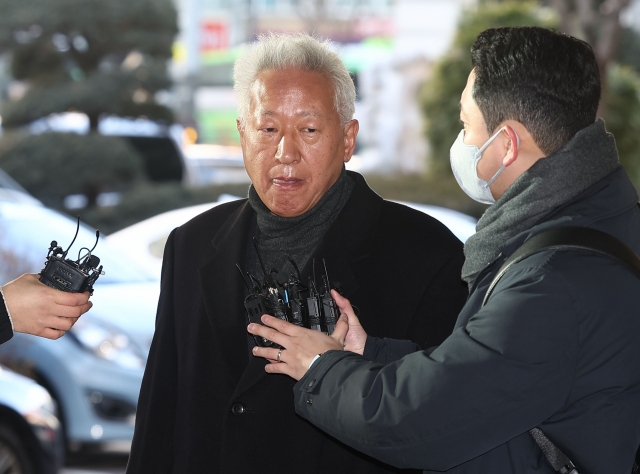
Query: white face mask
449,127,517,205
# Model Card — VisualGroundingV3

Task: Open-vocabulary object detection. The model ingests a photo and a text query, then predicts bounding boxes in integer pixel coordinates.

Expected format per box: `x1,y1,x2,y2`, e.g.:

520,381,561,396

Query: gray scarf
462,119,620,284
247,167,354,278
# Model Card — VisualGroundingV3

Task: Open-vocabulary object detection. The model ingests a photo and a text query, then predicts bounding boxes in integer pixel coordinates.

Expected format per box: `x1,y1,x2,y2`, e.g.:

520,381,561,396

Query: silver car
0,364,62,473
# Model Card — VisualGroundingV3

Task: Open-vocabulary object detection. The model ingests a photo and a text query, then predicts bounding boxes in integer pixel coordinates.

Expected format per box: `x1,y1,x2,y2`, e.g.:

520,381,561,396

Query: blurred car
0,168,42,207
0,184,159,453
107,196,477,278
105,194,239,276
14,112,187,184
0,364,63,473
182,144,250,186
394,201,477,243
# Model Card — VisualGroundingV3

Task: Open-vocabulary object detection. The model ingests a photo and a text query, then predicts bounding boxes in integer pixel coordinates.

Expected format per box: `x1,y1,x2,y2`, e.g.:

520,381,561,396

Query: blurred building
170,0,477,175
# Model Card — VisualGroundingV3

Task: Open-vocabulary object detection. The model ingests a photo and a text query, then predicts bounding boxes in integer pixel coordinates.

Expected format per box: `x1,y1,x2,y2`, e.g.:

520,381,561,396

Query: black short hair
471,26,601,155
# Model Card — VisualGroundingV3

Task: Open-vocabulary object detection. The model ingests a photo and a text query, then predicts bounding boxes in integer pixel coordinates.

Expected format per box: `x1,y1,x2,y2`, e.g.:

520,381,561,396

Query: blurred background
0,0,639,472
1,0,639,234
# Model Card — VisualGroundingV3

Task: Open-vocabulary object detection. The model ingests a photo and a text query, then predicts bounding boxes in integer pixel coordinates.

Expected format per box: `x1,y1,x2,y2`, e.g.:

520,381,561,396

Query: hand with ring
248,312,347,381
248,291,368,380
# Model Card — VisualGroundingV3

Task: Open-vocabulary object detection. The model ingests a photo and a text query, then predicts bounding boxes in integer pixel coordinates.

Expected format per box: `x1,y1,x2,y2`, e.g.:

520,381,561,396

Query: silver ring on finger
276,348,284,363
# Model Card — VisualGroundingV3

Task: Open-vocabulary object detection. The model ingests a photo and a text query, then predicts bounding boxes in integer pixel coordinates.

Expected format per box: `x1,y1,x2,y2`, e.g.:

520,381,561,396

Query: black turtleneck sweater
245,167,354,281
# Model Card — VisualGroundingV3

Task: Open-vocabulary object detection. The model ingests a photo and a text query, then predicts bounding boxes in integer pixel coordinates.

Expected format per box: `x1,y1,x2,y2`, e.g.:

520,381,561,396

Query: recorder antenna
88,230,100,253
312,258,317,287
248,273,262,291
287,255,301,280
252,237,267,276
63,216,81,258
322,259,330,287
236,263,251,291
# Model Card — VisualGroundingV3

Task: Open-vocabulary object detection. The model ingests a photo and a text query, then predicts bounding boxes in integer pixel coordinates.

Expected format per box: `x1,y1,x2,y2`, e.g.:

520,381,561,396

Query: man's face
238,68,358,218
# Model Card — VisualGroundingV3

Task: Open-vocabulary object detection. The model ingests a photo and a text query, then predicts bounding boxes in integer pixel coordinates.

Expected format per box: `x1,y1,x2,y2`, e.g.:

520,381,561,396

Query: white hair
234,33,356,126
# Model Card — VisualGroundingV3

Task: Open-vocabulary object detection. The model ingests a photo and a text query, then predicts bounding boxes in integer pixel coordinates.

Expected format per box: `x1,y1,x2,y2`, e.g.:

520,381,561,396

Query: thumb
331,290,355,316
331,313,348,346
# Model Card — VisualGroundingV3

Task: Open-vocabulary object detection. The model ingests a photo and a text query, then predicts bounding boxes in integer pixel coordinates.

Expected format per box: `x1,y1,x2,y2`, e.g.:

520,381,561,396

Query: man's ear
237,118,245,142
343,119,359,163
502,125,519,166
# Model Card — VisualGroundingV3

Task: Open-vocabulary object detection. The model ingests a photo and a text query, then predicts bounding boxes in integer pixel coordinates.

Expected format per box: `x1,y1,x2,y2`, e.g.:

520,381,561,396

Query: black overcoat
126,171,468,474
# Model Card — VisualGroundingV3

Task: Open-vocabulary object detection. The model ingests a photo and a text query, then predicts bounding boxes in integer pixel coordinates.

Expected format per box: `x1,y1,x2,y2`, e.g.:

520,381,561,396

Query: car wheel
0,425,34,474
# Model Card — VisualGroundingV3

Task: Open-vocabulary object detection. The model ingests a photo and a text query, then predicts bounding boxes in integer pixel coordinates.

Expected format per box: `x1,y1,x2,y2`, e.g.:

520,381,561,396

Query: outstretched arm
0,273,92,342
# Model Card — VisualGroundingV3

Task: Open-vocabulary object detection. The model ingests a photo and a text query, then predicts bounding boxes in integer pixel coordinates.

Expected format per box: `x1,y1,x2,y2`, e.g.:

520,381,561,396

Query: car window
0,203,154,285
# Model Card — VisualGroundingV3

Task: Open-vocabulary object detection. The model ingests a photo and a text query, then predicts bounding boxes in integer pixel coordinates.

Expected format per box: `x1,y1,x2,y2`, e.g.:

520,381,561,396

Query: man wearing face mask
127,33,468,474
248,26,640,473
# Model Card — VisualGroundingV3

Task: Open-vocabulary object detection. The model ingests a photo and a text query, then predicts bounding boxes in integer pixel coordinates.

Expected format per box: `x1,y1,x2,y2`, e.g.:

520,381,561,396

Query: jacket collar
474,166,640,284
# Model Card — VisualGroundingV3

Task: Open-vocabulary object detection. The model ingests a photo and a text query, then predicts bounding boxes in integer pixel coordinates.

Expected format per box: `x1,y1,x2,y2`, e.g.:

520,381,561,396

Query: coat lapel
199,200,255,389
307,172,382,299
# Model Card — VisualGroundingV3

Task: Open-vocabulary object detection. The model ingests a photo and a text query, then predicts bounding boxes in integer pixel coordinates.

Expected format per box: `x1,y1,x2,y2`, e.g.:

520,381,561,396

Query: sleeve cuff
363,335,421,365
309,354,322,368
0,288,14,344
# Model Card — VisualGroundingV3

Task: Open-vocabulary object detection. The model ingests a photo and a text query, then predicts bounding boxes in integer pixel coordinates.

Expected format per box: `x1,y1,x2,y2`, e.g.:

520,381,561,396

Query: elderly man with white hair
127,33,467,474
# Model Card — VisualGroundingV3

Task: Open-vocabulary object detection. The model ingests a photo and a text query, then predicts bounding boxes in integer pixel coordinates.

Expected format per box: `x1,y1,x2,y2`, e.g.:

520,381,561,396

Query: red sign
353,18,394,39
201,21,229,52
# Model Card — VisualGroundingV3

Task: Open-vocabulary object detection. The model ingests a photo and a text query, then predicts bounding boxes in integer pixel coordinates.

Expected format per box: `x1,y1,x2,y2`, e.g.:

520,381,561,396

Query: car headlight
69,318,145,369
22,386,60,444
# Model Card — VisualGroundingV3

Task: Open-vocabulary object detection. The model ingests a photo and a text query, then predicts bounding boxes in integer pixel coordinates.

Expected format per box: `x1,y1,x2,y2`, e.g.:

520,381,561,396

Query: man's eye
303,128,317,133
260,127,276,133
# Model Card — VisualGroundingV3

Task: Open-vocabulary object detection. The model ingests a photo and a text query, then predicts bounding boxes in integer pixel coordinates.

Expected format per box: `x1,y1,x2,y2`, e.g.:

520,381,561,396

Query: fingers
3,274,91,338
252,346,295,376
50,316,80,332
52,289,91,307
252,345,282,361
39,328,67,340
54,303,88,319
264,360,294,377
331,313,348,346
260,314,299,335
79,301,93,315
247,321,288,348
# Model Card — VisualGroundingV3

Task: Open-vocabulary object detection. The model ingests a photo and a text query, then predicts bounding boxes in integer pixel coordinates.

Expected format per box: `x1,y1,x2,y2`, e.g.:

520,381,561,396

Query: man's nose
274,135,300,164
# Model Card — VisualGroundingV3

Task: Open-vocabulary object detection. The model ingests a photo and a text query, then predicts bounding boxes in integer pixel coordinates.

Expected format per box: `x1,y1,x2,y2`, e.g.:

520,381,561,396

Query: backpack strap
482,225,640,474
482,226,640,308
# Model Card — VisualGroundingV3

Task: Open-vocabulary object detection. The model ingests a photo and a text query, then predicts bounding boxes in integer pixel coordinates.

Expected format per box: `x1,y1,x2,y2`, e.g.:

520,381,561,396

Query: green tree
605,64,640,183
617,26,640,74
0,0,178,129
0,132,146,209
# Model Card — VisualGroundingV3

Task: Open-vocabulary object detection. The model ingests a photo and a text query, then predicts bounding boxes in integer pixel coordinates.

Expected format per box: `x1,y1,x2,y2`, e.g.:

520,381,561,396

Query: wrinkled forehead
247,68,337,119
